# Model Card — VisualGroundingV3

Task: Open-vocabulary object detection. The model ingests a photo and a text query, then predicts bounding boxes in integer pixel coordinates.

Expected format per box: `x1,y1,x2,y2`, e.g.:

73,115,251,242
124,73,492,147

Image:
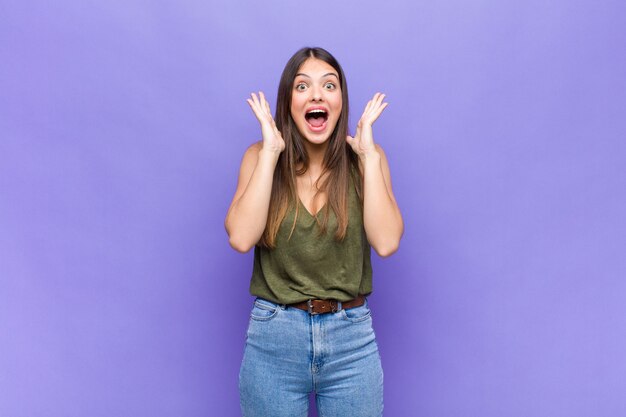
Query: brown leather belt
288,295,366,315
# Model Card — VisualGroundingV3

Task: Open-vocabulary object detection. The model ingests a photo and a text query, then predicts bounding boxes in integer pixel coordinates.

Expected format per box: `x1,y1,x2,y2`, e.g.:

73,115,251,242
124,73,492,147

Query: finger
247,98,264,121
354,123,362,140
250,92,260,109
376,93,385,106
254,92,272,121
249,93,269,120
369,95,385,117
264,98,272,117
247,97,259,112
369,101,389,122
370,92,380,106
259,91,271,114
368,92,382,110
364,99,373,115
367,93,382,112
250,93,263,111
365,93,386,118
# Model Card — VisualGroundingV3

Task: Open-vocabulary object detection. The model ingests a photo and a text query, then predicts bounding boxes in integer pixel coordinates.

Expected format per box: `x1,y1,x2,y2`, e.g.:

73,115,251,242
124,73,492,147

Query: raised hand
346,92,388,157
246,91,285,154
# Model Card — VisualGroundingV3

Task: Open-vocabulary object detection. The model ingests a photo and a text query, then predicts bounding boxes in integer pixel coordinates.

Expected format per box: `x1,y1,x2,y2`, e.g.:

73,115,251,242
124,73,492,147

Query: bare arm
360,144,404,257
224,92,284,253
347,93,404,256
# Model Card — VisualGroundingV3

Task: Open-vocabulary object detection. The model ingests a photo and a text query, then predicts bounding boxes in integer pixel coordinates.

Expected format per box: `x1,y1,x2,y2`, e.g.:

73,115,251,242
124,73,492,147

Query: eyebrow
295,72,339,80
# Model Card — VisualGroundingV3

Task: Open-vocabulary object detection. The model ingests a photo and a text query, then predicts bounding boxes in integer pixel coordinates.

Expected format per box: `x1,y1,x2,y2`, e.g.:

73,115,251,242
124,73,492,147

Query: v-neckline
298,196,326,218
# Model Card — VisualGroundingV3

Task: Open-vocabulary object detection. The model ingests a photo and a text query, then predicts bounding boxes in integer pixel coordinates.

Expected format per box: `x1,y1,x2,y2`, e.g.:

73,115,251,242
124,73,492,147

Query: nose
310,84,323,102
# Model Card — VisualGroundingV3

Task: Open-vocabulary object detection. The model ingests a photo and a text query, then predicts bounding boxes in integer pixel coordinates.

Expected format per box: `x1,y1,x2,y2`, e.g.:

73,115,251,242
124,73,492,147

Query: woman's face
290,58,343,146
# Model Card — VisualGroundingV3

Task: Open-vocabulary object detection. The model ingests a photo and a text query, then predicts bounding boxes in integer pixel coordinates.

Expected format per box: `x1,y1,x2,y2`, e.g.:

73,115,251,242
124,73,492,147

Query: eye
324,82,336,90
295,83,307,91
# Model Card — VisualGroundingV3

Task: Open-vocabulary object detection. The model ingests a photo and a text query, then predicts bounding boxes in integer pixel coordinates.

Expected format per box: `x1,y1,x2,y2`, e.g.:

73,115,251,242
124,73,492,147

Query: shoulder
374,144,393,171
374,143,386,156
239,141,263,166
232,141,264,188
244,140,263,158
376,144,395,179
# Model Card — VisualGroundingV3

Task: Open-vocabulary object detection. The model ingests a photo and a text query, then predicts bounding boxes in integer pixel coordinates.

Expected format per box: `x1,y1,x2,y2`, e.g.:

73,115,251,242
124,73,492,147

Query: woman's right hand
247,91,285,154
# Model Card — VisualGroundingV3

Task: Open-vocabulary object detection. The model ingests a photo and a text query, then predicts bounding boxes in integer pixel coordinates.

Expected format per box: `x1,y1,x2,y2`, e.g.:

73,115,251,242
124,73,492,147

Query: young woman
225,47,403,417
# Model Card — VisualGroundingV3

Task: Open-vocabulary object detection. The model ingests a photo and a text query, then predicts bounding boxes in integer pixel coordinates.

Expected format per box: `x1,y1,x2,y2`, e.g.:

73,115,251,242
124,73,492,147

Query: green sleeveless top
250,176,372,305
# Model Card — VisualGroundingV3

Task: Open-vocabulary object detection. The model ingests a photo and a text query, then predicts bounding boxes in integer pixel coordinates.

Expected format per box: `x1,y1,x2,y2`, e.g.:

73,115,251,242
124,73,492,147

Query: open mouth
304,109,328,131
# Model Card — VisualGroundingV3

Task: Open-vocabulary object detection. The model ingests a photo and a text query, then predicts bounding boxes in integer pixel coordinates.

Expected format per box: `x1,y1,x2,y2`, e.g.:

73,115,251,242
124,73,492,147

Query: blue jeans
239,297,384,417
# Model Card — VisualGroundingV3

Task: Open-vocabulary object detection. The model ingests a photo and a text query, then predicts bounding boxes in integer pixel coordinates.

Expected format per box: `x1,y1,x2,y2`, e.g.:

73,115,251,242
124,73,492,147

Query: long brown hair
260,47,362,248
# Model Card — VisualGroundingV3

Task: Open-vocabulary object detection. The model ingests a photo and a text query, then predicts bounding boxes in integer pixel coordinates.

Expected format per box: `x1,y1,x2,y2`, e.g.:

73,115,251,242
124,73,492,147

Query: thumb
346,135,354,146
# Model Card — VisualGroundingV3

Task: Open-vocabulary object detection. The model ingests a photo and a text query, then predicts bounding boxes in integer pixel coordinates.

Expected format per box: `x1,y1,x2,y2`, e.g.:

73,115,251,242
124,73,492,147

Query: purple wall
2,1,625,416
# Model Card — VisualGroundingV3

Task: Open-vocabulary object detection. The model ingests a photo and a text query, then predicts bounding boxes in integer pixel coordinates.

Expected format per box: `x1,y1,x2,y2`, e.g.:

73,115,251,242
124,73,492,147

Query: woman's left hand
346,92,388,158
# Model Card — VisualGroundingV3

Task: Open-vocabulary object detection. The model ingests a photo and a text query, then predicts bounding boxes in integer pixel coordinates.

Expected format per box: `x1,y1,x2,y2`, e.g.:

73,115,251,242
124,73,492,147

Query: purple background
2,1,625,416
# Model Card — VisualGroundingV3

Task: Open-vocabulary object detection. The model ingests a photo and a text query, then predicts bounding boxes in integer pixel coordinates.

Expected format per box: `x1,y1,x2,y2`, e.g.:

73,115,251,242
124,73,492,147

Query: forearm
225,149,279,252
361,151,403,257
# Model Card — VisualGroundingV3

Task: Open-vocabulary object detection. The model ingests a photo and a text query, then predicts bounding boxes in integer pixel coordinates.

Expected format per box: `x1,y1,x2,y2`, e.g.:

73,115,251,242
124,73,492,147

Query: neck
302,140,327,172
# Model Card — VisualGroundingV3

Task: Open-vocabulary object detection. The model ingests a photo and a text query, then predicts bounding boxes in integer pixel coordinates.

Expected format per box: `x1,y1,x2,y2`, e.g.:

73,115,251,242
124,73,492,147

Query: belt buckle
307,299,340,315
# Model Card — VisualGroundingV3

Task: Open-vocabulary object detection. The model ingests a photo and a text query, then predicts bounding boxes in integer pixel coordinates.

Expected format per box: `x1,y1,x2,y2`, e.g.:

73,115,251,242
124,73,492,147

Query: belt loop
337,301,342,312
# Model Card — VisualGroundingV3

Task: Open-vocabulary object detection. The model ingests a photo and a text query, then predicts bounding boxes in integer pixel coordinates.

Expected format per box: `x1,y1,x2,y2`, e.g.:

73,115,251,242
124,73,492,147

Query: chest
296,174,327,217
